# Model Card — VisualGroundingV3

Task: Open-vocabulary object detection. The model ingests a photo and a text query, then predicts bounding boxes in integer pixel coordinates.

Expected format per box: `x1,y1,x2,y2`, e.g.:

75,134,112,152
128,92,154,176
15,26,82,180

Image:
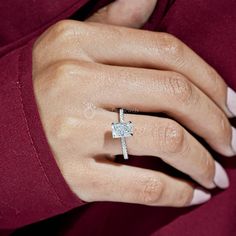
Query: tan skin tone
33,1,235,207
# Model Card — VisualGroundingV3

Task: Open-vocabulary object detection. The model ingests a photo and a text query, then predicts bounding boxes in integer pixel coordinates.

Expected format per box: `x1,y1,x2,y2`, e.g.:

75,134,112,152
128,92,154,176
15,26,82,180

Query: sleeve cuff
0,38,87,230
18,39,89,221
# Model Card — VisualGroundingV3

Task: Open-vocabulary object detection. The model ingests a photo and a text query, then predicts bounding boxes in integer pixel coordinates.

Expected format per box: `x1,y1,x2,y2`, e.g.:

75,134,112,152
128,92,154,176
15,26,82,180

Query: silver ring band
111,108,133,160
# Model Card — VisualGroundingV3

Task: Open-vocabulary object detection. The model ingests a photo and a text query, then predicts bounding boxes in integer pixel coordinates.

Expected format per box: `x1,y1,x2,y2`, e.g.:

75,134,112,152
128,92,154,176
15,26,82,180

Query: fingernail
189,187,211,206
213,161,229,189
227,87,236,117
231,127,236,155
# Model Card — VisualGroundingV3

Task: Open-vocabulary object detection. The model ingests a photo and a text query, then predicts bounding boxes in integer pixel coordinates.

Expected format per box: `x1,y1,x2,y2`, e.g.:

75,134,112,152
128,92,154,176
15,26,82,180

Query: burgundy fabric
0,0,235,235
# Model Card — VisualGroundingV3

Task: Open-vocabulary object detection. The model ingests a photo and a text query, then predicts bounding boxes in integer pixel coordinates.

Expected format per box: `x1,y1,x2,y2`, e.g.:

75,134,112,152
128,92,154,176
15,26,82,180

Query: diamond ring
111,108,133,160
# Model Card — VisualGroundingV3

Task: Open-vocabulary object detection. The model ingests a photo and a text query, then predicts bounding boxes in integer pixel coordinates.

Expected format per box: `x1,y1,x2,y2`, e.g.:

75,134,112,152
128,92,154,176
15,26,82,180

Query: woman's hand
33,1,236,207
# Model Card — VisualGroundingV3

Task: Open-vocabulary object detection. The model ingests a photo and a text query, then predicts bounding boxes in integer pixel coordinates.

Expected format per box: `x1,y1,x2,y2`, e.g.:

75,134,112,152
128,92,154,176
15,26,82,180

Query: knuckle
205,66,223,94
53,61,76,79
33,64,67,99
52,20,77,37
33,20,76,72
51,61,87,85
206,99,229,132
207,103,231,141
48,62,73,88
34,61,80,107
219,113,230,135
157,120,185,154
76,166,104,203
50,20,89,46
159,33,185,65
127,7,147,26
50,116,78,141
199,156,215,183
137,175,164,205
176,184,193,206
165,73,195,105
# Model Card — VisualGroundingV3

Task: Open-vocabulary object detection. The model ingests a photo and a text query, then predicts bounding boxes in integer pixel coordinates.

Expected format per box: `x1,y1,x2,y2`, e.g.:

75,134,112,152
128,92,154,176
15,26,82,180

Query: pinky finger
79,158,211,207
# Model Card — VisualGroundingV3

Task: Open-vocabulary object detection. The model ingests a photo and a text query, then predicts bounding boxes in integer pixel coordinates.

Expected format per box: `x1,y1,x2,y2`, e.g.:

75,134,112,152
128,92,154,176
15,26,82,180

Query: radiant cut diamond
111,121,133,138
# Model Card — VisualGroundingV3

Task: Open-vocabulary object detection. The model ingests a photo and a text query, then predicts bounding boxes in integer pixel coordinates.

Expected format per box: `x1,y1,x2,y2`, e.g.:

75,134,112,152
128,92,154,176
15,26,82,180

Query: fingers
94,111,229,189
48,20,234,117
55,61,235,156
80,158,211,207
86,0,158,28
35,20,236,118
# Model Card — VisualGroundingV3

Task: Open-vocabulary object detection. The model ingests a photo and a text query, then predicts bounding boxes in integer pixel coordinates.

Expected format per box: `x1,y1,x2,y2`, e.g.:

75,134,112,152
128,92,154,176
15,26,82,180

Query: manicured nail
213,161,229,189
232,127,236,155
227,87,236,117
189,187,211,206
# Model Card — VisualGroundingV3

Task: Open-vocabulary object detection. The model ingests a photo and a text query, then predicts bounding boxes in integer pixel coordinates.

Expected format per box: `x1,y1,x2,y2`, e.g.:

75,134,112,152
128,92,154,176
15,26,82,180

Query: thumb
86,0,158,28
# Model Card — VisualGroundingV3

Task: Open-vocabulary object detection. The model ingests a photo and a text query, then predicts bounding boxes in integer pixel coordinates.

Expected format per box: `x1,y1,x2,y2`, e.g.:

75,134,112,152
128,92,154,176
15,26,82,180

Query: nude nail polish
227,87,236,117
232,127,236,155
213,161,229,189
189,187,211,206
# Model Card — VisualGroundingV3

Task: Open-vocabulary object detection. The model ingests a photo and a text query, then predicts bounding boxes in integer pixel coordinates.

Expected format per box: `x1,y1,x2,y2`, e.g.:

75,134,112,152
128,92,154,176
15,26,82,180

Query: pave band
111,108,133,160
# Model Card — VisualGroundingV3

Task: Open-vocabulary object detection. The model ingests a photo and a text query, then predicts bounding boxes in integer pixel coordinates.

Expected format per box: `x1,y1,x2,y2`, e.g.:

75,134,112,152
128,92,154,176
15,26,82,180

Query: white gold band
111,108,133,160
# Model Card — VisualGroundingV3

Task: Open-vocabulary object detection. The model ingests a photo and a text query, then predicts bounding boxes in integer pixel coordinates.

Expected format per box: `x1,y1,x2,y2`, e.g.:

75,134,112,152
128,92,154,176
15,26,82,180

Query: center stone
111,121,133,138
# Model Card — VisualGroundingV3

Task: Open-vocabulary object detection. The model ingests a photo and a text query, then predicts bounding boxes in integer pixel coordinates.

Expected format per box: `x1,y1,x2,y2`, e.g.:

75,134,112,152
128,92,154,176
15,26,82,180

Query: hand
33,0,236,207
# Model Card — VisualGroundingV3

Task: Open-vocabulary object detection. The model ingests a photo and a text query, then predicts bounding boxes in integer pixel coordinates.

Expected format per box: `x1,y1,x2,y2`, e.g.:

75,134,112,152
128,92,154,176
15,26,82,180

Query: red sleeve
0,39,87,231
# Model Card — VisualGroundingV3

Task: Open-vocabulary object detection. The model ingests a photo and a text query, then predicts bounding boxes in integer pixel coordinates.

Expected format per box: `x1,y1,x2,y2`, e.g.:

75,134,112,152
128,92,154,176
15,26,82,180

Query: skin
33,0,234,207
